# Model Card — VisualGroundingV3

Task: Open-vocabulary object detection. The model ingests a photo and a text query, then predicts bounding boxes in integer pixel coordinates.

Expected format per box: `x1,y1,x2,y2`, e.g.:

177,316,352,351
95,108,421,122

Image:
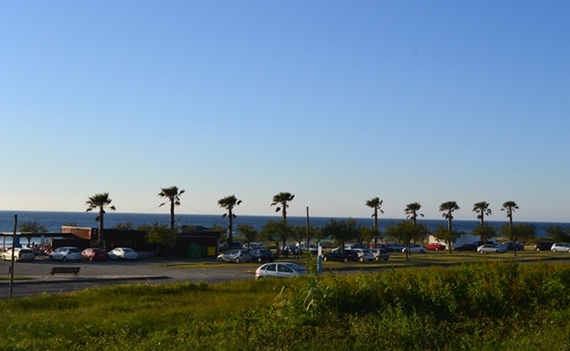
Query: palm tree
501,201,519,228
439,201,460,231
473,201,492,226
271,192,295,223
218,195,242,249
404,202,424,225
86,193,116,248
366,197,384,247
158,186,185,230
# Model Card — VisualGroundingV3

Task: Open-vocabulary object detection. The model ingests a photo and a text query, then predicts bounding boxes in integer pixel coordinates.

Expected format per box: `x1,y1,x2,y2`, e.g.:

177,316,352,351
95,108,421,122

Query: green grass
2,261,570,350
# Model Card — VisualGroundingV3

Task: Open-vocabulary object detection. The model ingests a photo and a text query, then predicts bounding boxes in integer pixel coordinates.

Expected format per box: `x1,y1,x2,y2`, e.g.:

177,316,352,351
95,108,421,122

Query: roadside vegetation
2,261,570,350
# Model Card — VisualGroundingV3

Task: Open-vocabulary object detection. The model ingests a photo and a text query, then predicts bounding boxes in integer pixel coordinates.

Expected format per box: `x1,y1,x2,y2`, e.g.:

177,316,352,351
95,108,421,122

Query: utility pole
9,215,17,298
306,207,310,246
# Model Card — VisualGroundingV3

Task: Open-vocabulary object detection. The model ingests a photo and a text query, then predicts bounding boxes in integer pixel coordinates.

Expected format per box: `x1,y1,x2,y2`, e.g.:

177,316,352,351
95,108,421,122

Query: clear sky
1,1,569,222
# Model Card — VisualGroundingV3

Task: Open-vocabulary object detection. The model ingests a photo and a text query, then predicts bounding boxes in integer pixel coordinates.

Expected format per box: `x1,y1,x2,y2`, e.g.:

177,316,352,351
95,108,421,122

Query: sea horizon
0,210,568,236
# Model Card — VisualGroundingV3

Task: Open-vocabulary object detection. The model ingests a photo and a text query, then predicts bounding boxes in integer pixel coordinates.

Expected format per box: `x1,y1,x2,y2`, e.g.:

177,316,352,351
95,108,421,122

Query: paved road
0,257,257,298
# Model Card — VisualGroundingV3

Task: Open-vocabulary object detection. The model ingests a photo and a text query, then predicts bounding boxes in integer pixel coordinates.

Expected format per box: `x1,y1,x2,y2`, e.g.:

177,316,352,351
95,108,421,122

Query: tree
86,193,116,248
473,201,492,225
365,197,384,247
405,202,424,225
439,201,460,231
145,222,178,258
432,225,461,254
158,186,185,230
211,224,228,243
545,225,570,243
271,192,295,223
472,224,497,244
386,221,429,260
500,223,536,256
322,218,360,252
218,195,242,249
261,220,292,255
18,220,48,233
236,224,257,247
501,201,519,228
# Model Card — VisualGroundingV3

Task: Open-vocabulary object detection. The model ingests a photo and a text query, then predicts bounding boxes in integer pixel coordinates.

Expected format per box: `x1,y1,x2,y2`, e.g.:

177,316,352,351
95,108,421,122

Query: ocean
0,210,567,237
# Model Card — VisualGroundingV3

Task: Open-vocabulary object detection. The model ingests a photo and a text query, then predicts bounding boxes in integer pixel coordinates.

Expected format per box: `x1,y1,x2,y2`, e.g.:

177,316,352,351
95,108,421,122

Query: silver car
477,244,507,254
49,246,82,262
255,262,307,279
2,248,35,262
352,248,375,262
551,243,570,253
217,249,251,263
370,248,390,261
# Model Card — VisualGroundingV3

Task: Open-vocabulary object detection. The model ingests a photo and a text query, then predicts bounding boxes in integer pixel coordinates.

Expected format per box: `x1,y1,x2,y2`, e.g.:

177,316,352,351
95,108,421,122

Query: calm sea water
0,210,567,237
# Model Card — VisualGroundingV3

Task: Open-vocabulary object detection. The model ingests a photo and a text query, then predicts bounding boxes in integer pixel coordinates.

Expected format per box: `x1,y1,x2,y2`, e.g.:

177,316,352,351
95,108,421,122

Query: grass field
2,259,570,350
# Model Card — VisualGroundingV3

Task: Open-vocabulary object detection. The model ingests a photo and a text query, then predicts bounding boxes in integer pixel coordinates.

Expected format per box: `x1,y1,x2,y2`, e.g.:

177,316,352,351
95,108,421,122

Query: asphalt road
0,257,256,298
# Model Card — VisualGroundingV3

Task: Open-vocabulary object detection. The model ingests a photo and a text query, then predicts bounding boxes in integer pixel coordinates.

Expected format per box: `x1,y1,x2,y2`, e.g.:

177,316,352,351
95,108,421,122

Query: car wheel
235,258,241,263
479,251,484,254
323,256,329,262
62,257,68,262
494,250,499,253
48,255,53,260
553,249,557,252
217,257,223,262
343,257,348,263
358,256,364,262
89,257,94,262
258,258,263,263
420,250,426,254
383,258,389,261
374,256,379,261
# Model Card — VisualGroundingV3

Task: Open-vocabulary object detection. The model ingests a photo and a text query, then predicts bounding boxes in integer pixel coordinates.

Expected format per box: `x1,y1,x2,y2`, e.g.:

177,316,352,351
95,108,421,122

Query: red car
426,243,446,251
81,248,109,261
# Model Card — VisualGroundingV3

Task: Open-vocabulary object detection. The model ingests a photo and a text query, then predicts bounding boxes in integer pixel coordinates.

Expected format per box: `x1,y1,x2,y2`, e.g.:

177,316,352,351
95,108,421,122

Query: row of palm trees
85,187,519,250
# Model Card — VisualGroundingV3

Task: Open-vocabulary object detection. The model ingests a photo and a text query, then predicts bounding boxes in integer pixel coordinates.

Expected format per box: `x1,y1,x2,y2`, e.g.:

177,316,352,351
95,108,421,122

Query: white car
477,244,507,254
2,248,35,262
402,244,427,253
49,246,82,262
255,262,307,279
551,243,570,253
352,248,375,262
108,247,138,260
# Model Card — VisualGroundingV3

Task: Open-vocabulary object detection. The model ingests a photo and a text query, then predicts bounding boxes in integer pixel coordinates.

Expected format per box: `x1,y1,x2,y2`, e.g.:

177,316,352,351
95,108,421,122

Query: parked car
249,248,276,263
108,247,138,260
255,262,307,279
551,243,570,253
453,244,478,252
384,243,405,252
81,248,109,261
344,243,367,250
426,243,446,251
535,241,554,251
323,248,357,262
402,244,427,253
473,241,495,247
352,248,375,262
503,241,524,251
217,249,251,263
370,248,389,261
48,246,82,262
2,248,35,262
219,241,244,252
477,244,507,254
243,243,265,250
298,242,318,254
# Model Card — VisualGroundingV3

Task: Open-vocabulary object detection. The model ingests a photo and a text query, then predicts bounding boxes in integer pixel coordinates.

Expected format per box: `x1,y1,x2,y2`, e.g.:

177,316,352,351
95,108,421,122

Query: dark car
323,249,357,262
535,241,553,251
503,241,524,251
384,243,405,252
453,244,478,252
250,249,277,263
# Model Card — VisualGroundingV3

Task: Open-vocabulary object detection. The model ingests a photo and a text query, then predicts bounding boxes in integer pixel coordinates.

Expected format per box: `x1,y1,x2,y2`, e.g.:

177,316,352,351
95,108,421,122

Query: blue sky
1,1,569,222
